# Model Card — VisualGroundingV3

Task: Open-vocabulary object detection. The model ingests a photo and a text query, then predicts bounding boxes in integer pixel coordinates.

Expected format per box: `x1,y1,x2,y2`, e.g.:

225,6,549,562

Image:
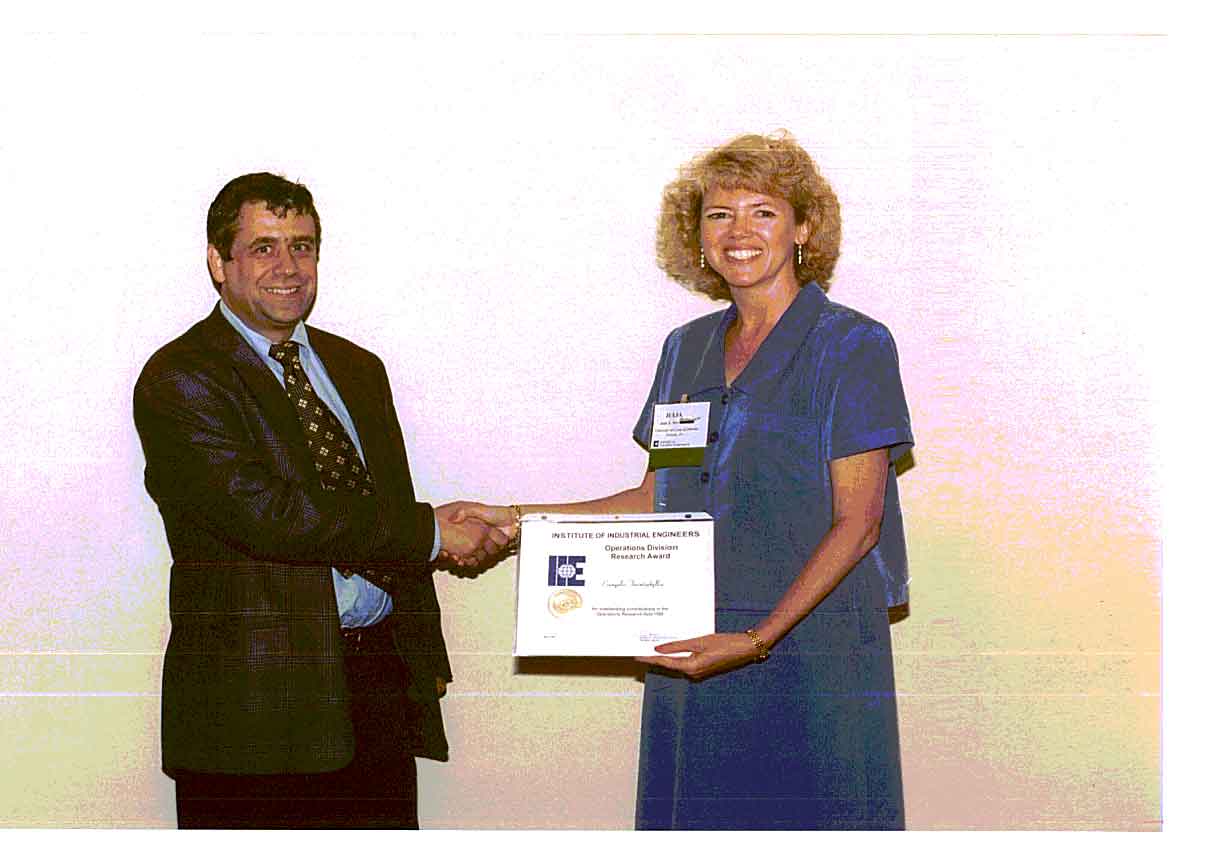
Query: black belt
339,616,398,655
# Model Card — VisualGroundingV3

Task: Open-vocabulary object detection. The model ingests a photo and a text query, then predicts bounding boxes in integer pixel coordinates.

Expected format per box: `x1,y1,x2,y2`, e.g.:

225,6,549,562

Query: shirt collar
217,299,311,360
706,281,828,394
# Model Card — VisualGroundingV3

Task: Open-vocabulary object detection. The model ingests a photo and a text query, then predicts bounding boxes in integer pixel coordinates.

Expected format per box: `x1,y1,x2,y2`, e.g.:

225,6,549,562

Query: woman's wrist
744,628,770,662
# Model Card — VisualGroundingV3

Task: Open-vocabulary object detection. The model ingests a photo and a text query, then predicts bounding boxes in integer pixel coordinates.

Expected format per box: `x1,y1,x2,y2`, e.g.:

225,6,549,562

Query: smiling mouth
725,249,762,261
264,286,301,295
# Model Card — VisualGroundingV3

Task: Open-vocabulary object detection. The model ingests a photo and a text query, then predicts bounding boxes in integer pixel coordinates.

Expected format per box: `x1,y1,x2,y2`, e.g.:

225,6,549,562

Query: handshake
434,501,521,570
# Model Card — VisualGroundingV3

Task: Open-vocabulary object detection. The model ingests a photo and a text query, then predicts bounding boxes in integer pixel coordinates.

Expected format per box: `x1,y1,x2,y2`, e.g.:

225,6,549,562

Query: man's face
208,201,318,342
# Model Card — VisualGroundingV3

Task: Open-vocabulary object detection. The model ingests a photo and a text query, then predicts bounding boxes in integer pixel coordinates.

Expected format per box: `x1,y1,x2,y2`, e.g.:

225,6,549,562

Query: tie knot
269,340,300,368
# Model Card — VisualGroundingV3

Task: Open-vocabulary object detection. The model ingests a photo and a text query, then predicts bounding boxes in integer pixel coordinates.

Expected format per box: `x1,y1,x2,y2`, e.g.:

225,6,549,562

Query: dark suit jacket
134,304,450,776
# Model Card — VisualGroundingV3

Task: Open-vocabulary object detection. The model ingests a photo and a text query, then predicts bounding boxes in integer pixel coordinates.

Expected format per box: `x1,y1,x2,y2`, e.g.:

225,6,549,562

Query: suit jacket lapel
309,329,390,486
199,305,319,477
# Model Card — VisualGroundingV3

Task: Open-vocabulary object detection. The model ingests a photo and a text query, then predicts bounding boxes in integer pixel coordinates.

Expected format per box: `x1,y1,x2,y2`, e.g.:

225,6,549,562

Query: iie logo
548,555,586,587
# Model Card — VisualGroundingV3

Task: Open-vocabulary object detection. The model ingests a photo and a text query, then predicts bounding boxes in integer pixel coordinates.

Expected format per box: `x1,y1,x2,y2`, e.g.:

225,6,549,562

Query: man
133,172,504,828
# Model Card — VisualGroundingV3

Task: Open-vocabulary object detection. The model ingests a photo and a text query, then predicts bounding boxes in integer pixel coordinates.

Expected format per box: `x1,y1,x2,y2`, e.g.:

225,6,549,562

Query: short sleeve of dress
631,328,683,451
830,322,914,462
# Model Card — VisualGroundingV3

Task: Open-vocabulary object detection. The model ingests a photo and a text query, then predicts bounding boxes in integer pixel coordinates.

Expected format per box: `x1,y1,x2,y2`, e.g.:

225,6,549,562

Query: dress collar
710,282,828,395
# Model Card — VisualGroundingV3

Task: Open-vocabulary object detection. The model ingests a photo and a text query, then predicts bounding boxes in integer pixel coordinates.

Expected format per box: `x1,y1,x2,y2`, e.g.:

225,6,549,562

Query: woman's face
700,187,809,295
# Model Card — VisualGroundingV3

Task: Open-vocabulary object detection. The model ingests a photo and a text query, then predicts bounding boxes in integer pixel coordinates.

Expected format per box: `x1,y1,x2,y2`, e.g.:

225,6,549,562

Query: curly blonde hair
656,131,841,301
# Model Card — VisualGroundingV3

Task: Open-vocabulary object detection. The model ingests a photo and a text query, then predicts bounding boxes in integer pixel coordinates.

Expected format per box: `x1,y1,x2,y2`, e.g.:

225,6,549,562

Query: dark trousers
175,622,419,829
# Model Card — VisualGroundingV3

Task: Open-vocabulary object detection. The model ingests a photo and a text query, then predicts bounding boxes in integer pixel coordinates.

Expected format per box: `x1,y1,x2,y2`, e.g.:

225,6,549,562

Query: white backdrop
1,30,1167,831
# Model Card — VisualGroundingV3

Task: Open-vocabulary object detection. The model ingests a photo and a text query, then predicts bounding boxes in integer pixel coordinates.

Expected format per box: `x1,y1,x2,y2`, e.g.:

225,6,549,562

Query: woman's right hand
446,502,518,534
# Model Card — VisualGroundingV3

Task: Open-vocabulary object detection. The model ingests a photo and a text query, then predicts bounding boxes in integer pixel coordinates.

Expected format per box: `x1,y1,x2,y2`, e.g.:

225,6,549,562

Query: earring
796,244,803,265
700,249,707,269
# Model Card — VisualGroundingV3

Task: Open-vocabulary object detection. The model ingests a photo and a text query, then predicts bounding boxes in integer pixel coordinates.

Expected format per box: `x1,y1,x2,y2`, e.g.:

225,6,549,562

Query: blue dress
632,283,913,830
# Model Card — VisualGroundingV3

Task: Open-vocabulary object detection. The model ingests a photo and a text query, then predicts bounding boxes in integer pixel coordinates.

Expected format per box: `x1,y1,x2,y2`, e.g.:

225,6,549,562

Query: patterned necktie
269,340,375,497
269,340,390,590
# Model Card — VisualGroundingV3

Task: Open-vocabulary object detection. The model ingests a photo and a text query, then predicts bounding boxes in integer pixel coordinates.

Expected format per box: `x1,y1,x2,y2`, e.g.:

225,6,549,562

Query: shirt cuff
431,510,442,562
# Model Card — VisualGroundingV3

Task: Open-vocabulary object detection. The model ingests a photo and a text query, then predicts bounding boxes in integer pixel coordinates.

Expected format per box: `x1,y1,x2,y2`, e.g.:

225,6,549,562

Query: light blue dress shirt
219,300,439,627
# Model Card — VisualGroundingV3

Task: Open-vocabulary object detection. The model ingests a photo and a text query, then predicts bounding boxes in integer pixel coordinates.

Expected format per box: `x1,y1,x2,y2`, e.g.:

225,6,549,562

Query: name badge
649,401,710,469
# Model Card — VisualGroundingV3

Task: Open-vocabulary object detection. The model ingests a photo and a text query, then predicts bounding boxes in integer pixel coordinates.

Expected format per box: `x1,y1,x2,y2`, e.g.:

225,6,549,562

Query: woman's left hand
637,632,763,680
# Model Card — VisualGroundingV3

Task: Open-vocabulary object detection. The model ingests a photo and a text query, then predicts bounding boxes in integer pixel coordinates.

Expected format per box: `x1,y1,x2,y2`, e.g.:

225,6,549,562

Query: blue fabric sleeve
830,322,913,462
632,329,679,451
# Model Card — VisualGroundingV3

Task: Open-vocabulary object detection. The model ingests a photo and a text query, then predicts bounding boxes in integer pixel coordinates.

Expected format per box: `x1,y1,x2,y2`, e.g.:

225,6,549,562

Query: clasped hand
435,501,515,569
438,502,763,678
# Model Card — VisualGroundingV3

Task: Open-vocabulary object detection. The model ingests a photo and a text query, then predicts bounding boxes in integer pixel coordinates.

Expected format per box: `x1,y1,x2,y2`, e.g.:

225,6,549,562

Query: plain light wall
0,33,1162,829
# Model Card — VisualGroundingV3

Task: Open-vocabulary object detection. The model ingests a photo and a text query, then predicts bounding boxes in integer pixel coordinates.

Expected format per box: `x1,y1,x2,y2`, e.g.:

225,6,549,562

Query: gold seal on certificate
514,512,715,657
548,588,583,617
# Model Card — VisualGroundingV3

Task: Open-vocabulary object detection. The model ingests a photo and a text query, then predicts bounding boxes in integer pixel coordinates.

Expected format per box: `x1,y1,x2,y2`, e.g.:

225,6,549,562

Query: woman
459,131,912,829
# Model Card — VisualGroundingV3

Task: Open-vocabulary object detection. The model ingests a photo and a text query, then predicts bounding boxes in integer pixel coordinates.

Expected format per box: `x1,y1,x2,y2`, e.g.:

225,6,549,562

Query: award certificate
514,512,715,657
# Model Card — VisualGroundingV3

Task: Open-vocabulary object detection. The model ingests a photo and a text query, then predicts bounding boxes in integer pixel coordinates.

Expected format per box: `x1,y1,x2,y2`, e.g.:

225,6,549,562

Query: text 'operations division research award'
514,513,715,656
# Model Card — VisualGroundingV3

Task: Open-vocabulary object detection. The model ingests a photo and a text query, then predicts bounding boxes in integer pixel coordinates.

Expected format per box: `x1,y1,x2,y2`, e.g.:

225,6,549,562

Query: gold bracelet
509,504,524,544
745,629,769,662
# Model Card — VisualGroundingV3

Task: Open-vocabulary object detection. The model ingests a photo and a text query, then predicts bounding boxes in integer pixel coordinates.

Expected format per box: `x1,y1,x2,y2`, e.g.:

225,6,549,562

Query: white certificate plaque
514,512,715,657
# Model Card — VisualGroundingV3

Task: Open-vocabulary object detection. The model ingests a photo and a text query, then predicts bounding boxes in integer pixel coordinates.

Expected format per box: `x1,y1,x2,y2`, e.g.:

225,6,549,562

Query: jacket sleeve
373,356,453,683
134,354,437,566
